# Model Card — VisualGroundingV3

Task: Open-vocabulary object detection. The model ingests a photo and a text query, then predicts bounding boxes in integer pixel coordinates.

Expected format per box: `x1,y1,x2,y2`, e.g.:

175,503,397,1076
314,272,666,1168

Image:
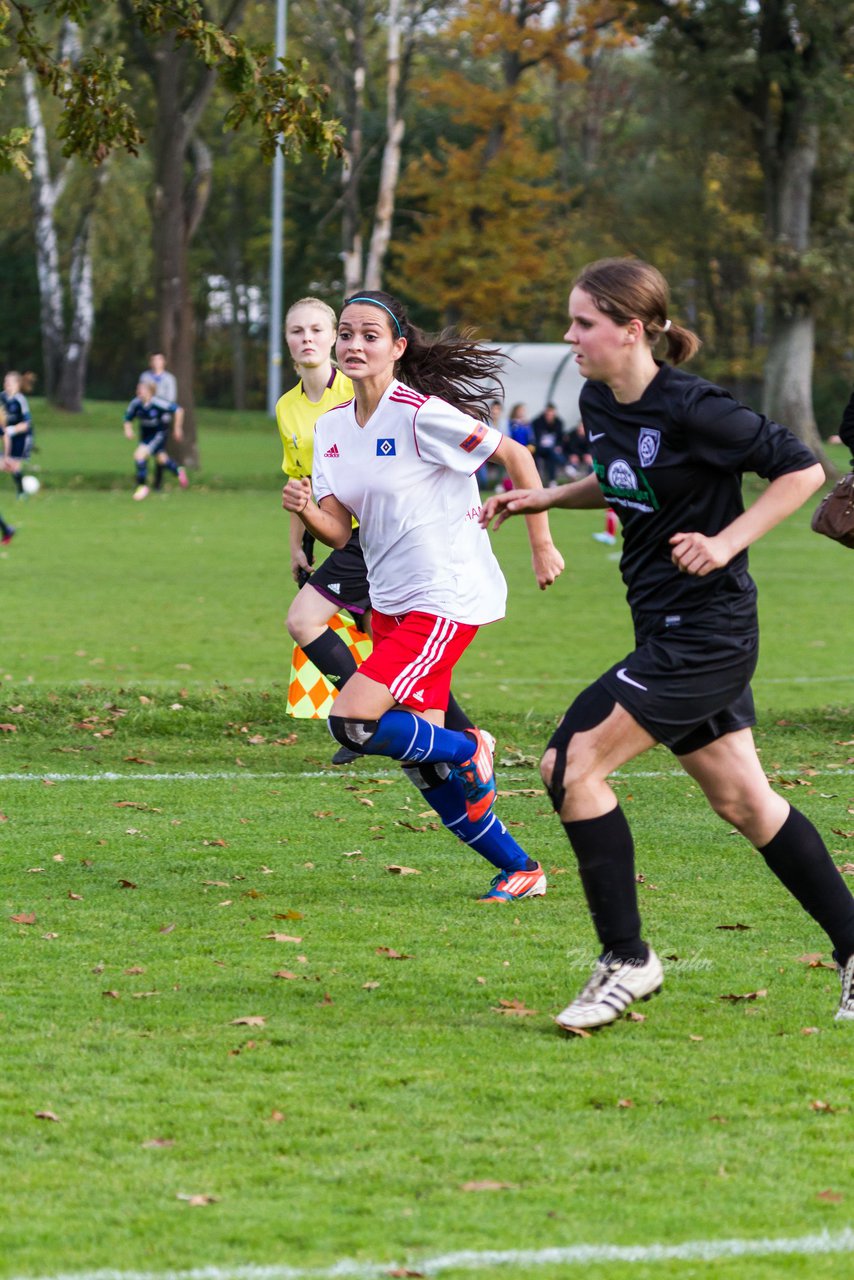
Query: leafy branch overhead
0,0,343,174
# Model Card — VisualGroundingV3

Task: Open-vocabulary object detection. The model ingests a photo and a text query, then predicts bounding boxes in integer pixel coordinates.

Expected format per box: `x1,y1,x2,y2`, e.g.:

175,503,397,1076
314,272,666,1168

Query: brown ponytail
573,258,702,365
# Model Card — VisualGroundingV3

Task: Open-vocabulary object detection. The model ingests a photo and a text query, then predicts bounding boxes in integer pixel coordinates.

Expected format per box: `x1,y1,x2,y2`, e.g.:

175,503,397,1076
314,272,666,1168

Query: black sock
758,806,854,963
563,805,647,962
153,464,164,490
0,516,10,536
445,692,474,732
13,472,23,495
302,628,358,689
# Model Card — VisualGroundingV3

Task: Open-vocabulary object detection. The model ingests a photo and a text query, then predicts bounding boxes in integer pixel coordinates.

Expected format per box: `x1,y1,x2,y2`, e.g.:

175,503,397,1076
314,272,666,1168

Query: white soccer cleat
834,955,854,1022
556,949,664,1030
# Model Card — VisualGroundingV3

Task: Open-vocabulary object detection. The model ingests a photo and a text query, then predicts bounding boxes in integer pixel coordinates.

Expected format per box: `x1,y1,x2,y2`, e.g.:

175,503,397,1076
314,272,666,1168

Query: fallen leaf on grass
34,1110,60,1122
491,998,537,1017
810,1100,837,1113
269,1111,286,1123
386,865,421,876
117,879,137,889
626,1011,646,1023
362,981,380,990
273,970,301,980
102,990,121,999
376,946,412,960
274,910,304,920
319,992,334,1006
68,892,83,901
124,756,155,765
716,923,751,931
816,1189,844,1203
0,723,18,732
131,991,159,999
689,1034,704,1042
460,1180,517,1192
617,1098,634,1108
124,966,145,974
796,953,837,969
10,912,36,925
719,989,767,1002
389,1270,426,1278
341,849,365,859
159,923,176,934
141,1137,174,1148
801,1027,820,1036
176,1193,218,1206
230,1016,266,1027
265,933,303,943
557,1023,592,1038
203,838,228,848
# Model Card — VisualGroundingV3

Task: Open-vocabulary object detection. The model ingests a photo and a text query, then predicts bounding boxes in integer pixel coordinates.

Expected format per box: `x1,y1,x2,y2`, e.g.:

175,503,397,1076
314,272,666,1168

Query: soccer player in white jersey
282,289,565,901
277,296,478,767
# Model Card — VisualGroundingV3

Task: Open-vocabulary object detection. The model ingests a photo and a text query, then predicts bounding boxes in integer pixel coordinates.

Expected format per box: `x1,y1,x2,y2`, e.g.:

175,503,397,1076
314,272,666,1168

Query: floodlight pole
267,0,288,416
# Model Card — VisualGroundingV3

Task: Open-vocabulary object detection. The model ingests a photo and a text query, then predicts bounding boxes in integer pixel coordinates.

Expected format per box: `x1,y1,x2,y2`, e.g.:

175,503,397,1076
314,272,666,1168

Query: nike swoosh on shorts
616,667,648,691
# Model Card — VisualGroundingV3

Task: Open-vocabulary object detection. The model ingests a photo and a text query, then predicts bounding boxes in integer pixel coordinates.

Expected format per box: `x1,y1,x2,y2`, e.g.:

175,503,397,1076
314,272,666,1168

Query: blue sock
135,460,148,484
358,709,474,765
408,767,534,873
163,458,180,475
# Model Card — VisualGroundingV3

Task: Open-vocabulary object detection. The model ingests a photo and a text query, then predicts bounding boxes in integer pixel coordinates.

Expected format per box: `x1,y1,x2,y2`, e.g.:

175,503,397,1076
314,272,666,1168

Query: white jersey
312,378,506,624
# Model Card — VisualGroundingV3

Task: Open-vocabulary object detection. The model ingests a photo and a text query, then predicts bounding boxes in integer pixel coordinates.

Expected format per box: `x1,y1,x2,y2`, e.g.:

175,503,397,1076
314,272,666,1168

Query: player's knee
133,446,148,462
401,761,451,792
544,683,616,814
328,715,379,754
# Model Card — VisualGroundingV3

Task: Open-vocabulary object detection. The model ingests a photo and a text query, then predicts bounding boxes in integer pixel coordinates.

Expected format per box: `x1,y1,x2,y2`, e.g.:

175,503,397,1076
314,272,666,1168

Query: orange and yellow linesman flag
286,612,372,719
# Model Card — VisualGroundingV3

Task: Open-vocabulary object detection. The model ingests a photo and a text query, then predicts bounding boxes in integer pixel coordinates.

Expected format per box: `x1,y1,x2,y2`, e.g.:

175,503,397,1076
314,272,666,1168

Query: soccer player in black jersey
123,377,187,500
482,256,854,1027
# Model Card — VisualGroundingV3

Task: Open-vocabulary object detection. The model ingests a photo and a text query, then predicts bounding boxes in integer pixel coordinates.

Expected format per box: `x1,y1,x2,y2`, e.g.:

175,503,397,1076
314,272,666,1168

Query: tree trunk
364,0,403,291
22,68,66,401
761,117,825,457
56,197,98,411
149,37,217,467
341,0,366,293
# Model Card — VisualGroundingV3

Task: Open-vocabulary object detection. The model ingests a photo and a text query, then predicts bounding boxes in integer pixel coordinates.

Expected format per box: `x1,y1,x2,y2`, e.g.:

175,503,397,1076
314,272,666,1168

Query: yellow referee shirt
275,368,354,479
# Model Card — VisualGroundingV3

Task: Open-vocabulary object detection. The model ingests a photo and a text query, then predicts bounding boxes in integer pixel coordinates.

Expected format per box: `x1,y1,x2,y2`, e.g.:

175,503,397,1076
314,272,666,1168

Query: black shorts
597,620,758,756
304,527,371,619
140,429,168,455
8,431,32,461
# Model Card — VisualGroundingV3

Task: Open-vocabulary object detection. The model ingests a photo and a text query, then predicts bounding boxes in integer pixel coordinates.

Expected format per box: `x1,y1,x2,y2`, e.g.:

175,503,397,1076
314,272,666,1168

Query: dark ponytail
341,290,504,421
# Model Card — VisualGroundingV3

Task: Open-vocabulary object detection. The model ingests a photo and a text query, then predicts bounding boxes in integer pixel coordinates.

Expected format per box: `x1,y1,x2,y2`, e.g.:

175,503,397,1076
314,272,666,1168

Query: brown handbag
811,472,854,549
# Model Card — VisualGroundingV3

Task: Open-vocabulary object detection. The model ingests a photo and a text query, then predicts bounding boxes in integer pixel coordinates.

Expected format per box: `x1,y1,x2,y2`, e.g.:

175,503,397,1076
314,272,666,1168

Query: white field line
10,1226,854,1280
1,765,854,785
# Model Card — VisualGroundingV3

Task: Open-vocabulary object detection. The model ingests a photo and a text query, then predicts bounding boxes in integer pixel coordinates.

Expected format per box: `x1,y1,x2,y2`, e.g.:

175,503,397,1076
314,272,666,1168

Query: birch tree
22,22,103,410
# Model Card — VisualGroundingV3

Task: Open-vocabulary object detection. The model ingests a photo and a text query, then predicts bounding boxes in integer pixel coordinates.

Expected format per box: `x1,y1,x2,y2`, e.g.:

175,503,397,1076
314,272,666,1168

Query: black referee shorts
303,527,371,620
597,620,758,756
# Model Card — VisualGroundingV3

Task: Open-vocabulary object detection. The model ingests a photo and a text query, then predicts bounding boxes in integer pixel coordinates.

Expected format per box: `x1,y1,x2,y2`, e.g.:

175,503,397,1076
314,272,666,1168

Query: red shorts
358,610,478,712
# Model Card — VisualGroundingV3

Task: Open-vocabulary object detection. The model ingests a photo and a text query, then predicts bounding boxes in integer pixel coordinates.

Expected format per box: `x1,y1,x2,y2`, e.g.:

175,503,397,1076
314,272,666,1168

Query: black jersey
580,363,817,627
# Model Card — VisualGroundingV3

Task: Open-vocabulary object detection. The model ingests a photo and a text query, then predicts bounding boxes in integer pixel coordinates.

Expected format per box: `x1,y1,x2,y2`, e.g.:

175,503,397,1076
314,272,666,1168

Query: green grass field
2,402,854,1280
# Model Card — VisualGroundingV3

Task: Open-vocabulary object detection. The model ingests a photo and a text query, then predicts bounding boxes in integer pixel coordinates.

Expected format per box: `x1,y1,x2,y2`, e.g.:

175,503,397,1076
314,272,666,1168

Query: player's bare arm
172,407,185,442
491,434,565,589
481,471,605,533
282,477,352,549
670,462,825,577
